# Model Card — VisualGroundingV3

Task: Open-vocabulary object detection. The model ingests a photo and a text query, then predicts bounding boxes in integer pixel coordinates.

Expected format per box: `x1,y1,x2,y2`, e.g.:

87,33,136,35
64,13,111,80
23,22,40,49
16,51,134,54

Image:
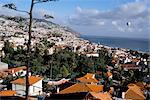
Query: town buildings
11,76,43,96
0,15,149,99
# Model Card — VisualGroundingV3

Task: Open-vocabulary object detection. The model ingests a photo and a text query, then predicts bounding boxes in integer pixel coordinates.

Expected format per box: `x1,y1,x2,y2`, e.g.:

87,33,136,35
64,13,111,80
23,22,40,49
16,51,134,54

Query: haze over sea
80,35,150,52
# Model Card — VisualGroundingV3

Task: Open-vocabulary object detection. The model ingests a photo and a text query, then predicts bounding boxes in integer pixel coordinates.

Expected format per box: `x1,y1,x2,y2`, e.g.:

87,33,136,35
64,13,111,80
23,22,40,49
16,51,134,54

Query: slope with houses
0,15,149,99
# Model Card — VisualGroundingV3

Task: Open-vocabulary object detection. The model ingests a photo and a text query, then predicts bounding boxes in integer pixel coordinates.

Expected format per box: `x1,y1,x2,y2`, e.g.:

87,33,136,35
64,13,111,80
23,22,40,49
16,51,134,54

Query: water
80,35,150,52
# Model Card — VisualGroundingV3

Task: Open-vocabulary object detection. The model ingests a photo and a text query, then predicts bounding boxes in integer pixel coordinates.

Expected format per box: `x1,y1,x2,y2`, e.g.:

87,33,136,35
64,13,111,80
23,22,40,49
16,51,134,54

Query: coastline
80,35,149,53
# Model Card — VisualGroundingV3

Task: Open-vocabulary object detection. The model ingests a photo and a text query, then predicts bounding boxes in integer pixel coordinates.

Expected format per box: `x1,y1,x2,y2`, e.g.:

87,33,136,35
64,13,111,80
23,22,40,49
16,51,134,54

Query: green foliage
2,41,112,79
61,65,69,77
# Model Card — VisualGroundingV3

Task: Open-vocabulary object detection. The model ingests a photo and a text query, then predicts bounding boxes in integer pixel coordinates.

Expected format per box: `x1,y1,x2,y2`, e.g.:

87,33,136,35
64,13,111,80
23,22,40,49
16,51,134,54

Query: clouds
0,0,149,39
68,0,150,38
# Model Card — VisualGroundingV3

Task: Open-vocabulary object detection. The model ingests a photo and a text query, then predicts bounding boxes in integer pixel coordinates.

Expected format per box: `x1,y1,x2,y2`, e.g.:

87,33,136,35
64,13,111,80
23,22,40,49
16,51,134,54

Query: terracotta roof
7,66,26,74
107,72,112,77
59,83,103,94
121,64,139,70
11,76,42,85
121,64,138,68
125,84,145,100
77,73,98,83
135,82,145,90
132,58,140,62
89,92,112,100
146,84,150,88
0,90,17,96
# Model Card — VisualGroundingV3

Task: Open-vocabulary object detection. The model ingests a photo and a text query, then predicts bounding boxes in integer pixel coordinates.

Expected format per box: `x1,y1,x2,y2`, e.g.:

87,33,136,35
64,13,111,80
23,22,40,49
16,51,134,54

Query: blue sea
80,35,150,52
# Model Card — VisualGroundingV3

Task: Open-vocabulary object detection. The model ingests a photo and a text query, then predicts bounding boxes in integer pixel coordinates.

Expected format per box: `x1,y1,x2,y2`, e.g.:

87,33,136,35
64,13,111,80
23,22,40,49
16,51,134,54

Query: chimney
12,69,14,74
92,74,95,78
122,92,125,99
29,72,31,76
57,87,60,93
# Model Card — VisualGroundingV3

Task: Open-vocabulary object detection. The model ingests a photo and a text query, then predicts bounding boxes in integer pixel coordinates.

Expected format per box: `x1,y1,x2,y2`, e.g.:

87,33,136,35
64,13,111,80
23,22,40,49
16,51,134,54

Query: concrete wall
29,79,43,96
12,84,25,96
12,79,42,96
0,62,8,71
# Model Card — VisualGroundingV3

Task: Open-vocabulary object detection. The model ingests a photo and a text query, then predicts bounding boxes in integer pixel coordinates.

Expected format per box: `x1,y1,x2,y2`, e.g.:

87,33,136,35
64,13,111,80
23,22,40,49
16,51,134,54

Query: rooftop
0,90,17,96
77,73,98,83
59,83,103,94
125,84,145,100
6,66,26,74
11,76,42,86
89,92,112,100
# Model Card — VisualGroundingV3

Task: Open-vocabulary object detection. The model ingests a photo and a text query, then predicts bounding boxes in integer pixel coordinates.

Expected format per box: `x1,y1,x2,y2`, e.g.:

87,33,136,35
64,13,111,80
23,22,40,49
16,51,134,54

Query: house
121,64,140,71
106,71,113,79
6,66,26,77
77,73,98,84
0,84,7,90
81,52,99,57
0,62,8,71
0,90,17,96
0,41,4,51
48,78,70,86
59,83,103,94
132,58,140,65
123,84,146,100
11,76,43,96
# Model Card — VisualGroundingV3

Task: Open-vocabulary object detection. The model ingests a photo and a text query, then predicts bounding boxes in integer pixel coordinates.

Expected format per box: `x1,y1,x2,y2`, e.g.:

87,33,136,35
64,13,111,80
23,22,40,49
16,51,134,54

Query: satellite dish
126,22,131,27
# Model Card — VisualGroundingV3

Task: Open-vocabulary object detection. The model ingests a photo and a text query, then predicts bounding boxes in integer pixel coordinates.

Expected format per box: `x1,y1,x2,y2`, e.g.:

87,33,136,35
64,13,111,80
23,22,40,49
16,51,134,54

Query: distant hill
0,15,80,38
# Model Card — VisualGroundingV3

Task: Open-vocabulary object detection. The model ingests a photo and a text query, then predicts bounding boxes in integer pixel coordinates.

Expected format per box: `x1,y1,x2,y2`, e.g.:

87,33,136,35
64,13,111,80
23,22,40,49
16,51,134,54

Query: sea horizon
80,35,150,52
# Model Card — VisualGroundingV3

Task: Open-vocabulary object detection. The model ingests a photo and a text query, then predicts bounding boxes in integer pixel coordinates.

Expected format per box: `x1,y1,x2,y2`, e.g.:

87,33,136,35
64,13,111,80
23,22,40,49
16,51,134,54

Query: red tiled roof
11,76,42,85
7,66,26,74
121,64,138,68
121,64,139,70
0,90,17,96
89,92,112,100
132,58,140,62
107,72,112,77
125,84,145,100
59,83,103,94
77,73,98,83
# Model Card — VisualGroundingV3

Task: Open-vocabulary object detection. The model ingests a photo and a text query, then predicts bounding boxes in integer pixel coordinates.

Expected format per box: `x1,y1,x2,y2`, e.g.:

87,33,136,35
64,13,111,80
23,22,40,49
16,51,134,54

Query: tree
3,0,56,99
61,65,69,77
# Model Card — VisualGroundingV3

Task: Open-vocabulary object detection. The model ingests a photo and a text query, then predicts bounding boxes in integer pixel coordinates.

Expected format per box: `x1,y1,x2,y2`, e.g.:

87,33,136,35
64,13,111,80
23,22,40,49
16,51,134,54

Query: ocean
80,35,150,52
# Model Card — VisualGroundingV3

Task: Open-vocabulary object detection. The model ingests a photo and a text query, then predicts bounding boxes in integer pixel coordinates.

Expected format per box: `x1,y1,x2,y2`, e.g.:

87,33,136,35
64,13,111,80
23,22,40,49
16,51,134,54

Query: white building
84,52,99,57
0,41,4,51
0,62,8,71
11,76,43,96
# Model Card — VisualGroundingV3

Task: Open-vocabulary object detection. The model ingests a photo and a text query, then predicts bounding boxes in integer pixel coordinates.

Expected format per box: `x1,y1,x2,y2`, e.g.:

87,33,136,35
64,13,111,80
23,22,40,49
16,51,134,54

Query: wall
29,79,43,96
12,84,25,96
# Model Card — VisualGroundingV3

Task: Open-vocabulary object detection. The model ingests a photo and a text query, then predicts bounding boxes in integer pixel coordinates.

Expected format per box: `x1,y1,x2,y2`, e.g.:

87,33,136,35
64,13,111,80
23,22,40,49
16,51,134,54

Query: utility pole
26,0,34,99
3,0,56,99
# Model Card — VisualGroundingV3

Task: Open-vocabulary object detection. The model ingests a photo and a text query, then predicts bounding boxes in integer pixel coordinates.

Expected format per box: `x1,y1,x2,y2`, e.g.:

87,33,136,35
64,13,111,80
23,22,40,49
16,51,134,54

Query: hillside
0,15,80,47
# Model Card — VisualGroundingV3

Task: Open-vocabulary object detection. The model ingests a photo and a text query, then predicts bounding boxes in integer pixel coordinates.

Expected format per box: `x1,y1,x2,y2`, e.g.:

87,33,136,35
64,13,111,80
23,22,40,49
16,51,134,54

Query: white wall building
86,52,99,57
0,62,8,71
0,41,4,51
11,76,43,96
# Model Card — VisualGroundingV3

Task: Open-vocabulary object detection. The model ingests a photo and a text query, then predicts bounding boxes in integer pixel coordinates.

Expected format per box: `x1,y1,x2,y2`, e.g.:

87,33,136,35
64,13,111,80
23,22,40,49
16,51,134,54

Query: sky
0,0,150,39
